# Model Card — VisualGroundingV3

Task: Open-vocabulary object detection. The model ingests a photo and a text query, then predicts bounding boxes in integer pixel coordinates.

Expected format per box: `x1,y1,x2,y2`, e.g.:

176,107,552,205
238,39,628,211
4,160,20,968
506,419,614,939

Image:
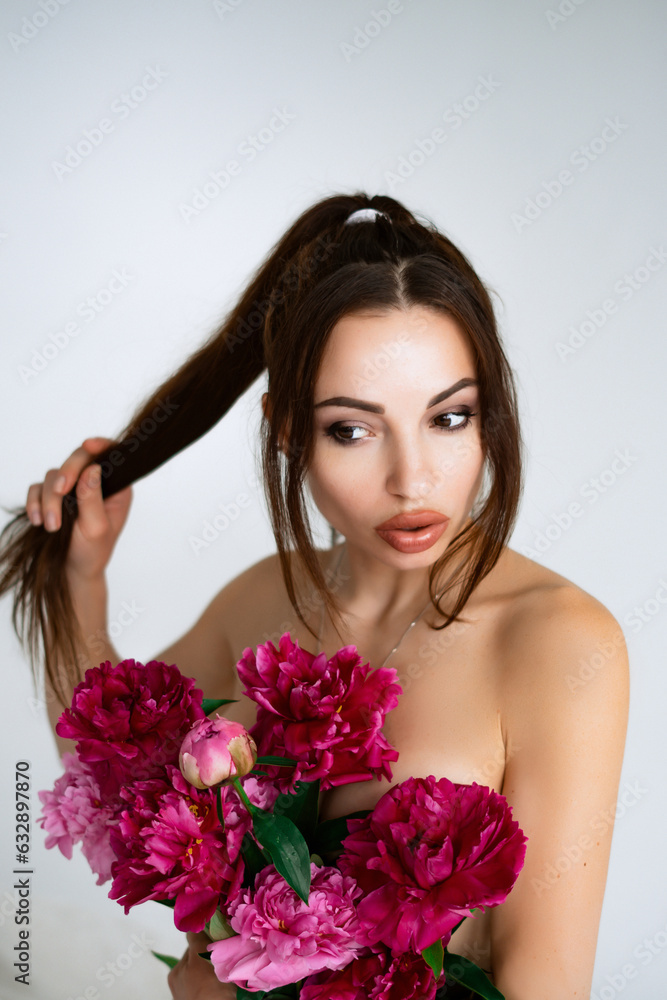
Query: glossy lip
375,519,449,554
374,509,449,531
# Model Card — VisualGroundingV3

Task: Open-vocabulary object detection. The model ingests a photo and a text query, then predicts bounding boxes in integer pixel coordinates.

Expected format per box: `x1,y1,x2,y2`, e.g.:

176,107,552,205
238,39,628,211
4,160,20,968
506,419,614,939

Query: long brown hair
0,192,523,705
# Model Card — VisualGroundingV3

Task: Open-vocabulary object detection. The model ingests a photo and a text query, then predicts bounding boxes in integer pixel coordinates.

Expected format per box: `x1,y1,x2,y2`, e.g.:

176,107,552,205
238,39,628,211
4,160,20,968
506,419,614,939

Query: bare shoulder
152,549,293,695
209,546,324,618
493,548,630,720
496,547,626,646
202,550,287,645
213,548,285,607
203,545,330,650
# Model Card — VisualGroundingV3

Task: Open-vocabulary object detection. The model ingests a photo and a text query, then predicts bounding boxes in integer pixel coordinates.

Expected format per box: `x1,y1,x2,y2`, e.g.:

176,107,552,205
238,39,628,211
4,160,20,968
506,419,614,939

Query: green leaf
237,987,265,999
151,950,179,969
154,897,175,909
206,909,236,941
197,951,212,961
311,809,372,855
216,785,225,826
241,831,271,888
422,938,444,980
274,780,320,841
251,810,312,903
202,697,237,714
248,985,298,1000
443,951,505,999
255,755,298,767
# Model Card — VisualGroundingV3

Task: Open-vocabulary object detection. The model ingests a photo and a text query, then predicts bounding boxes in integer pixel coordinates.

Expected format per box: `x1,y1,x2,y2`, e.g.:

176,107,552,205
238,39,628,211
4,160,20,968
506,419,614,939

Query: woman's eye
434,410,475,431
325,423,367,444
325,410,475,446
325,410,475,445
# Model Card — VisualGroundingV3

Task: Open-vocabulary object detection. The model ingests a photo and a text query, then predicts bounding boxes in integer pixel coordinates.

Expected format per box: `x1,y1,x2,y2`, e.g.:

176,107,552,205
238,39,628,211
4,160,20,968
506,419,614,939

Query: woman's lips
375,516,450,554
375,510,449,531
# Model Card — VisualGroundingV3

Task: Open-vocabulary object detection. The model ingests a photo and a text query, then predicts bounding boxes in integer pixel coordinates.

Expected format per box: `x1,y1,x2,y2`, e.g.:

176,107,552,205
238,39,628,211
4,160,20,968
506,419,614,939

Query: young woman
2,194,629,999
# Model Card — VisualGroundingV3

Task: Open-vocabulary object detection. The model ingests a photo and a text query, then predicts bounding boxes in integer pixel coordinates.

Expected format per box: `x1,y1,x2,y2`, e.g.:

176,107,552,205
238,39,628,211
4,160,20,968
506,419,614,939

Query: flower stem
232,777,254,815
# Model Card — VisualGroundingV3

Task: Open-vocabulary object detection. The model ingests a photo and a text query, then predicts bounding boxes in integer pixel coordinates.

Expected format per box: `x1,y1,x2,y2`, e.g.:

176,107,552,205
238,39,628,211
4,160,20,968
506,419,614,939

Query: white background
0,1,665,998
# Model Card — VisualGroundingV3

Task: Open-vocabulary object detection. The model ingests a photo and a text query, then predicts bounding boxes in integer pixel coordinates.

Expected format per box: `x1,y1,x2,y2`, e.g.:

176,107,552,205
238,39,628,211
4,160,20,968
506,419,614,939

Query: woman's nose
385,438,439,502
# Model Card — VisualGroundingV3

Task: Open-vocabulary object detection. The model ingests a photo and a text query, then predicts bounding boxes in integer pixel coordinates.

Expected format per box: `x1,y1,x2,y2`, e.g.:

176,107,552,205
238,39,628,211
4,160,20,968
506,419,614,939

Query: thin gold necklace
315,542,446,669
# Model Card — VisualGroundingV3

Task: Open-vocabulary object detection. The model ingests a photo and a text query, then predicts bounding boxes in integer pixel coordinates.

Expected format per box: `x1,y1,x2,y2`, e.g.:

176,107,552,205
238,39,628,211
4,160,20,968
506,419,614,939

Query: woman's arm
28,438,129,756
490,588,630,999
45,571,120,757
46,556,246,755
45,570,240,755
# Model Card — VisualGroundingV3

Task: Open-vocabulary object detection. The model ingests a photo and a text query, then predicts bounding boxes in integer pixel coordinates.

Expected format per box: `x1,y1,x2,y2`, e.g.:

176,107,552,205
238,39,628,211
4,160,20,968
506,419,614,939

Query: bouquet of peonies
39,633,527,1000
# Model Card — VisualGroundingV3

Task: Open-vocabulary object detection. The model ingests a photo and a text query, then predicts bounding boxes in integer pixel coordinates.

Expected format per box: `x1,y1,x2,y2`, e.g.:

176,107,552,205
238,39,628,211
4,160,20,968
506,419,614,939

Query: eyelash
324,409,477,446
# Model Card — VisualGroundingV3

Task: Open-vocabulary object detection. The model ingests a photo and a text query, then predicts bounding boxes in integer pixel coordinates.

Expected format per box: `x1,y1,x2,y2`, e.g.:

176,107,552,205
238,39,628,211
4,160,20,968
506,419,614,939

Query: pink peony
236,632,401,791
207,774,281,882
56,659,205,795
338,775,528,954
179,715,257,789
219,774,280,842
37,752,118,885
208,863,364,990
301,945,440,1000
108,765,245,932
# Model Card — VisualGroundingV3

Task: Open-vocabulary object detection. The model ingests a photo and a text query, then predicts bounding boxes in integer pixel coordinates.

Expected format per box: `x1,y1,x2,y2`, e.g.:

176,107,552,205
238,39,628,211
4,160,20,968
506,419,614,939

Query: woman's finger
25,437,117,532
74,463,109,539
186,930,214,957
40,468,73,532
25,482,44,526
54,438,117,501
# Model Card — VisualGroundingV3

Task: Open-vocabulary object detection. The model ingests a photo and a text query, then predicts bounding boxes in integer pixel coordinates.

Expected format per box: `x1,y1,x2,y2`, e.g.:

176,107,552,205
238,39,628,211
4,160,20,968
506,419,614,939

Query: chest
224,604,509,822
221,601,506,971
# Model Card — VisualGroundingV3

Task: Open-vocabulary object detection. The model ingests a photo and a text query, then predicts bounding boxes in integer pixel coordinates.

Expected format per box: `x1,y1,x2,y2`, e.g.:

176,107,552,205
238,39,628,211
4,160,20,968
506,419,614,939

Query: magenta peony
179,715,257,789
37,752,118,885
363,947,442,1000
208,862,364,990
338,775,528,953
236,632,401,791
55,659,205,795
108,765,245,932
301,945,440,1000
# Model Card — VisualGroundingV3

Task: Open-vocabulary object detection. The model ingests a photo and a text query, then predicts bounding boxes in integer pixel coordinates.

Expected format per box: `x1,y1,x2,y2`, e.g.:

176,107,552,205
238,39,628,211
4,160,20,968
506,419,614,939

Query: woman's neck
325,535,473,631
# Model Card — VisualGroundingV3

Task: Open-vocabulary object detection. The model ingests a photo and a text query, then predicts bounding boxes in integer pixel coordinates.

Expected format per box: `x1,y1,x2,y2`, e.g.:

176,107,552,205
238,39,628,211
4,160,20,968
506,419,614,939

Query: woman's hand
25,437,133,582
167,932,236,999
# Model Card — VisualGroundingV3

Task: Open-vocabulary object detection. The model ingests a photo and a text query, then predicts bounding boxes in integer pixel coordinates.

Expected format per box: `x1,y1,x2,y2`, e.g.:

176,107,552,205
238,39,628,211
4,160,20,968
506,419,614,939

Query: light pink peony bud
178,715,257,789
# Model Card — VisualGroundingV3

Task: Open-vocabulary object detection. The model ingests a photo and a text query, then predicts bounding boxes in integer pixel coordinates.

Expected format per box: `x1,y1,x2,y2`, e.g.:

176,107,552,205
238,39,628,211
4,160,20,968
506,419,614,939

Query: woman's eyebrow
314,377,479,413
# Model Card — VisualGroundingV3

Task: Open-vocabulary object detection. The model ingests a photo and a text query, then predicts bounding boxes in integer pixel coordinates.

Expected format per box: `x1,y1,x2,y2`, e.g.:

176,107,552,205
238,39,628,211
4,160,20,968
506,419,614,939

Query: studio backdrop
0,2,665,998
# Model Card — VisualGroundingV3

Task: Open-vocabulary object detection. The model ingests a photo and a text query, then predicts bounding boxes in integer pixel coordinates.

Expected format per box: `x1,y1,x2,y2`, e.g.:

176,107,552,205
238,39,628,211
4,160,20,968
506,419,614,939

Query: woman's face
306,305,485,568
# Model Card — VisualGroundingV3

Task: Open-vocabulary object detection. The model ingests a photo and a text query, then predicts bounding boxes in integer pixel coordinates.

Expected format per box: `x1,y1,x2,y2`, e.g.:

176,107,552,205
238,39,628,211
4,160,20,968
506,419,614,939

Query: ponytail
0,193,355,702
0,191,523,705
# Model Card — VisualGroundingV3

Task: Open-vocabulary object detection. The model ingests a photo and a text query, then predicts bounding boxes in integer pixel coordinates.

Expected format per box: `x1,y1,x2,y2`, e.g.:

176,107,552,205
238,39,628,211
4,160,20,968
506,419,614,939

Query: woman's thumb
75,464,107,531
